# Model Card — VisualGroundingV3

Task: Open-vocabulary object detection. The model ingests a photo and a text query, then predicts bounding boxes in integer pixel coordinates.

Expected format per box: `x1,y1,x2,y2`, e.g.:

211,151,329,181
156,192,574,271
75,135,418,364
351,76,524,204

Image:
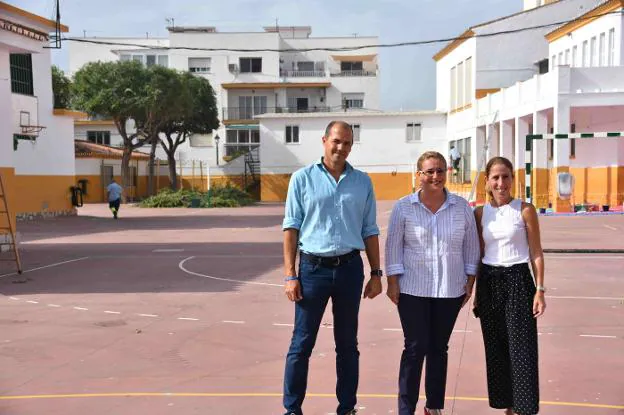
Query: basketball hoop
20,124,46,136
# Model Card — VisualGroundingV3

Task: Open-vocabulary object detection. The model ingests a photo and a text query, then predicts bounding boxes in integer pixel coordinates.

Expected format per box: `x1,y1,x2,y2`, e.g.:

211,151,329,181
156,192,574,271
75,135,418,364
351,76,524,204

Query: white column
553,103,571,167
532,110,548,170
0,49,13,168
486,123,499,160
515,116,529,170
500,119,514,159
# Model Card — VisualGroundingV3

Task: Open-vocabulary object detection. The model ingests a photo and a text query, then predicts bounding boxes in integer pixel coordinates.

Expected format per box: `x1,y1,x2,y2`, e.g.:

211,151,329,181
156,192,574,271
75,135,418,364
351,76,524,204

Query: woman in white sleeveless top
473,157,546,415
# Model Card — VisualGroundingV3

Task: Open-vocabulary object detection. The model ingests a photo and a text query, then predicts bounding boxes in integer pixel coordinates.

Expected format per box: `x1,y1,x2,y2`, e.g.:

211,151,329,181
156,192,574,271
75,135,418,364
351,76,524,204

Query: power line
60,9,624,53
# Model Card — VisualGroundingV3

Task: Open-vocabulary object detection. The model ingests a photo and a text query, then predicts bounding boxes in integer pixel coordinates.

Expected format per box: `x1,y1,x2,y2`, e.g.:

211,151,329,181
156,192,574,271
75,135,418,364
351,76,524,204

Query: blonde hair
417,151,447,171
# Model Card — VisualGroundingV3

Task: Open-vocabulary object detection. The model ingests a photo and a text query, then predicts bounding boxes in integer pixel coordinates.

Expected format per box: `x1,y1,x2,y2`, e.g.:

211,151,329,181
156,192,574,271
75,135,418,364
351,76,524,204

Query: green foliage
51,66,72,109
139,185,254,208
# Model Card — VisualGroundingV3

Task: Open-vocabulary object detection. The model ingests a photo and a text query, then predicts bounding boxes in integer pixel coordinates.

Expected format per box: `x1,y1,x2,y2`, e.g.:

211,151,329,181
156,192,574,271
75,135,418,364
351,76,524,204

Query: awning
225,124,260,130
330,54,377,62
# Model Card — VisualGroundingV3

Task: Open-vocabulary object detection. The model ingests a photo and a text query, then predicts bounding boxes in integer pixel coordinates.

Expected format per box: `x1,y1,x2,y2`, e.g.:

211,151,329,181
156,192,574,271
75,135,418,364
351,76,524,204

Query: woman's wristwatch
536,285,546,293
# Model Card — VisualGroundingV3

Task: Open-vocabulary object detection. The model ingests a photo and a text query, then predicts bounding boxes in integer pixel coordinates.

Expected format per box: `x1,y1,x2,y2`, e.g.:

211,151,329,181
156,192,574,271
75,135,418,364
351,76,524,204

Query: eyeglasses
419,168,447,177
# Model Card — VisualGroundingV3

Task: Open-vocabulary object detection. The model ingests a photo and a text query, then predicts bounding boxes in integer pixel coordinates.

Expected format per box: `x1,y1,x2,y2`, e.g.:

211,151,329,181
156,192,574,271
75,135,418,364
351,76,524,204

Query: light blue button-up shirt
283,158,379,257
385,190,480,298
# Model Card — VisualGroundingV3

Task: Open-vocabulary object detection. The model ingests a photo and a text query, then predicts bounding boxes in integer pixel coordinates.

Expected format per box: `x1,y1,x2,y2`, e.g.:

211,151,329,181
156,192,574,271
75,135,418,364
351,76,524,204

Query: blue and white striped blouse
385,190,480,298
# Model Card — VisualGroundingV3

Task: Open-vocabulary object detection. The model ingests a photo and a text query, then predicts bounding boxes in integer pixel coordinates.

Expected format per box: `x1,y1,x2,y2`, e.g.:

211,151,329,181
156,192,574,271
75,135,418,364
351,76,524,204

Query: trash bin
190,197,201,208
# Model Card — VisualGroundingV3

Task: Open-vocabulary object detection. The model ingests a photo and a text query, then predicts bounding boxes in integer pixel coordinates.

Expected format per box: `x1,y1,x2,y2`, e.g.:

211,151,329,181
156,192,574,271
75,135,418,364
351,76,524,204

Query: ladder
0,173,22,274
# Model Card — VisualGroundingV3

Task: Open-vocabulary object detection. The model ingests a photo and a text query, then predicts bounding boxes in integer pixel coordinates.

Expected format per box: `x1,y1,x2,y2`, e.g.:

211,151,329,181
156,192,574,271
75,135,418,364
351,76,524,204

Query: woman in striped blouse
385,151,480,415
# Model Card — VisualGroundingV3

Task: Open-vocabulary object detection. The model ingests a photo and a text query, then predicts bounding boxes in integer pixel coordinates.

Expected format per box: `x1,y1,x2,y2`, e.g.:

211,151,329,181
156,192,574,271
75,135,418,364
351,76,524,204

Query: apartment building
436,0,624,211
68,26,379,171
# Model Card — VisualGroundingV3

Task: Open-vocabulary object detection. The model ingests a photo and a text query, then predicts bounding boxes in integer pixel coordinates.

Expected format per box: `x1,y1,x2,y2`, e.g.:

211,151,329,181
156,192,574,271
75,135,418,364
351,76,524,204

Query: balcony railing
280,70,326,77
222,106,332,120
330,70,376,77
223,143,260,158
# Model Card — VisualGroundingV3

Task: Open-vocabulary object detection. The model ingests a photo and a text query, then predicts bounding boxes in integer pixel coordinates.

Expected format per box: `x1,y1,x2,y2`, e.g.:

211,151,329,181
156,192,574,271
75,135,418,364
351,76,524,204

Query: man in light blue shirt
282,121,382,415
106,179,123,219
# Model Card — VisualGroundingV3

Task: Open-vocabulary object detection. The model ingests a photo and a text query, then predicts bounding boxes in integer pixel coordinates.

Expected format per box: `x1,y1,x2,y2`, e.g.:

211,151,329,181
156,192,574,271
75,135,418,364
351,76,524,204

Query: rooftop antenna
45,0,62,49
166,17,175,29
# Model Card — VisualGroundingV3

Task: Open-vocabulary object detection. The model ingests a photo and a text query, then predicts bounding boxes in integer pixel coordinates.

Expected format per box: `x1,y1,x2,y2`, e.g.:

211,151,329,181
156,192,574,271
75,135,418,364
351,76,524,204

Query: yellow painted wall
261,174,291,202
12,175,75,215
0,167,16,235
569,166,624,206
531,168,550,209
369,173,413,200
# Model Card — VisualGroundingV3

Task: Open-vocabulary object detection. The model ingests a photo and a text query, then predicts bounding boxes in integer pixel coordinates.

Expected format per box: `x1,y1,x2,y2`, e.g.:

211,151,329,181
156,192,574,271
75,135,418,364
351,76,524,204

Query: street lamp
214,133,220,166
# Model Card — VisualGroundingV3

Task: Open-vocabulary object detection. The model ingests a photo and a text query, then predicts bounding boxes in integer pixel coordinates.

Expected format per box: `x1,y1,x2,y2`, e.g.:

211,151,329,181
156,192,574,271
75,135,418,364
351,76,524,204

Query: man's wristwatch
370,269,383,277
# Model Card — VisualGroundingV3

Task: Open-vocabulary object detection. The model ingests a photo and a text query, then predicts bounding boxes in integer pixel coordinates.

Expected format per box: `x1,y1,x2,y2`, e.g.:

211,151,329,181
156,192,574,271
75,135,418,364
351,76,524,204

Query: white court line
580,334,617,339
0,257,90,279
546,255,624,259
273,323,294,327
178,257,282,287
222,320,245,324
104,311,121,315
73,307,88,311
9,297,19,301
138,314,159,318
603,225,618,231
153,249,185,253
549,295,623,301
26,300,38,304
178,317,199,321
47,304,61,308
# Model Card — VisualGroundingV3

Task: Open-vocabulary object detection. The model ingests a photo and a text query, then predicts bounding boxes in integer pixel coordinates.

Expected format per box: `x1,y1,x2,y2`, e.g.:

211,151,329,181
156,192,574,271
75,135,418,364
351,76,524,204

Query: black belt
300,250,360,268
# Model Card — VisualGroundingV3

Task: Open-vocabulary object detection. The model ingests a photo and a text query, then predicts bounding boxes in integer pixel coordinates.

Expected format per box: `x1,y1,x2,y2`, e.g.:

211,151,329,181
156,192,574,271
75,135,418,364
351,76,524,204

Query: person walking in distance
106,178,123,219
282,120,383,415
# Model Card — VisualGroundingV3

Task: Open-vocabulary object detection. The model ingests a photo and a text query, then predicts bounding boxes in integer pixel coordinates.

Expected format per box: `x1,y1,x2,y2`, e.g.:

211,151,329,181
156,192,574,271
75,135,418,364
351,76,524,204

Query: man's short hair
417,151,447,171
324,120,353,138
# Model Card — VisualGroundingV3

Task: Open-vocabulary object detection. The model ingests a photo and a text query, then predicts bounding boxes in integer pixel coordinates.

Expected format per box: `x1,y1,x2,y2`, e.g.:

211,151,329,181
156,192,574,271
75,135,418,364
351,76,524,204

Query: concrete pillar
552,103,572,212
532,110,549,208
487,122,499,160
500,119,514,160
472,126,487,203
515,117,529,199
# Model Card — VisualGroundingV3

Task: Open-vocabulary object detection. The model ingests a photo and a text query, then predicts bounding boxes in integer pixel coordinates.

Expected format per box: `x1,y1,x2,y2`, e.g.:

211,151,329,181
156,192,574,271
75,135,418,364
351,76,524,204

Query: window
120,54,131,61
225,129,259,156
538,59,549,74
599,33,606,66
188,57,211,73
450,65,457,109
340,61,363,72
10,54,34,95
457,61,464,108
158,55,168,67
342,93,364,109
285,125,299,144
465,57,472,107
132,55,143,63
406,123,422,142
238,95,267,119
146,55,157,67
87,131,111,145
351,124,361,143
297,61,314,71
582,41,589,67
590,36,597,67
608,29,615,66
565,49,570,65
572,46,578,67
240,57,262,73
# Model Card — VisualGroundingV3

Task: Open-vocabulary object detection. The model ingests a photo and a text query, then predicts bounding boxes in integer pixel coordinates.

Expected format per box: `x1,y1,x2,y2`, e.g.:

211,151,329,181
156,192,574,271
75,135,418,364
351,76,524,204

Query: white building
68,26,380,180
257,111,447,201
435,0,624,211
1,1,81,231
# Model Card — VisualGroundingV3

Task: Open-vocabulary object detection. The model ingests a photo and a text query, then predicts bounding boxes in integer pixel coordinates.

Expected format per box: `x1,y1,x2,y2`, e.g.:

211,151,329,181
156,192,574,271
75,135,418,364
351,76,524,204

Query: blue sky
13,0,520,110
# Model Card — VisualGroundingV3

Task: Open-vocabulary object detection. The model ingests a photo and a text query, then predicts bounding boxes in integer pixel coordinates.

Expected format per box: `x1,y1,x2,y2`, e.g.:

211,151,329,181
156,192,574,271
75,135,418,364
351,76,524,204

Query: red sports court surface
0,202,622,415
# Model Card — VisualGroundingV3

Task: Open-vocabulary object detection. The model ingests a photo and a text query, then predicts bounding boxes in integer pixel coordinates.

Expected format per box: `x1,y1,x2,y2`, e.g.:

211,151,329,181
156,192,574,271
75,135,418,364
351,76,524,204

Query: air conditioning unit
228,64,239,73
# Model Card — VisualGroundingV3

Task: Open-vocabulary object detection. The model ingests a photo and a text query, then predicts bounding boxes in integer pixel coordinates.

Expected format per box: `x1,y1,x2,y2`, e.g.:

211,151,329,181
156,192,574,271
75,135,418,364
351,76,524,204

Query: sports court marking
0,257,90,279
0,392,621,409
178,256,282,287
603,225,618,231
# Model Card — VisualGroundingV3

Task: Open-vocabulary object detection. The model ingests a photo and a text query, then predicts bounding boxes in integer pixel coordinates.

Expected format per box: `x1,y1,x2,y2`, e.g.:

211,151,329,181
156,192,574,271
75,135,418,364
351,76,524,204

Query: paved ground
0,202,623,415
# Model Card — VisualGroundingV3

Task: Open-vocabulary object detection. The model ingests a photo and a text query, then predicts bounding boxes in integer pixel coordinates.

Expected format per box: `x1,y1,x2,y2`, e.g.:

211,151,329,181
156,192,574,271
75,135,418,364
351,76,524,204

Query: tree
51,65,71,109
72,61,152,191
159,72,219,190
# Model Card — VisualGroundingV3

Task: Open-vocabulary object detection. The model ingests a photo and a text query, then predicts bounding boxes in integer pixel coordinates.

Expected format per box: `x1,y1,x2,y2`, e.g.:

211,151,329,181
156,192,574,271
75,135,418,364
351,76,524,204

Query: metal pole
192,160,196,191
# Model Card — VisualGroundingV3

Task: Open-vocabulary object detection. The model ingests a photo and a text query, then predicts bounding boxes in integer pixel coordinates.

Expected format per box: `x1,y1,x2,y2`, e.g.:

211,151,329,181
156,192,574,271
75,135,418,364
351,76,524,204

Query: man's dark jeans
283,253,364,415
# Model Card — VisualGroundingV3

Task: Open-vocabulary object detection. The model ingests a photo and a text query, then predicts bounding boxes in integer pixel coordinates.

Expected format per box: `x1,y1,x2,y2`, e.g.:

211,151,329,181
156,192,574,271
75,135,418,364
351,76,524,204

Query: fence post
192,160,196,191
179,158,183,190
156,159,160,193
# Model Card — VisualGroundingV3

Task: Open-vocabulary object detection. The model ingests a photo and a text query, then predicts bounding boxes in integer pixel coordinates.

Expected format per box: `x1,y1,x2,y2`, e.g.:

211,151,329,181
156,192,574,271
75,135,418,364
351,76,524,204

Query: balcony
280,70,326,77
222,106,332,121
330,70,376,77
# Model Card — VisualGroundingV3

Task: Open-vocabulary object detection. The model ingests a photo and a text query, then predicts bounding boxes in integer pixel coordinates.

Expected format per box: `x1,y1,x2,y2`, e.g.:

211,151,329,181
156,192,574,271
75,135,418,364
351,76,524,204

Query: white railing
282,70,326,77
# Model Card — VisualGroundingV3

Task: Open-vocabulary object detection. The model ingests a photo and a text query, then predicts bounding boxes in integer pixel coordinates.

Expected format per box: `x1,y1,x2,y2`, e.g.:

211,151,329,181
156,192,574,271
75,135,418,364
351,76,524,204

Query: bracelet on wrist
284,276,299,282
